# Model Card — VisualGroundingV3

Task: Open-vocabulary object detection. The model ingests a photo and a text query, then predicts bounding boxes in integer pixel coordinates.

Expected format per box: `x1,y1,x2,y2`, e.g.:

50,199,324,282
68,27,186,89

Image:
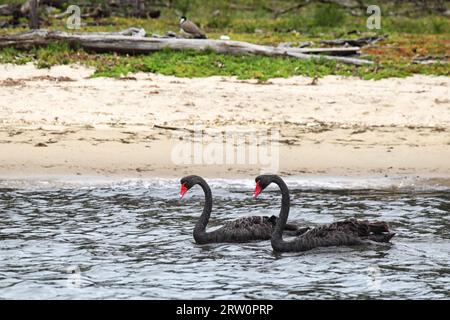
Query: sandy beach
0,63,449,180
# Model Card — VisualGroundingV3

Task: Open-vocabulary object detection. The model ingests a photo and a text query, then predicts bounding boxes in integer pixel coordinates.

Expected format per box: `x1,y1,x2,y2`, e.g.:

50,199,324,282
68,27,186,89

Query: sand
0,63,449,180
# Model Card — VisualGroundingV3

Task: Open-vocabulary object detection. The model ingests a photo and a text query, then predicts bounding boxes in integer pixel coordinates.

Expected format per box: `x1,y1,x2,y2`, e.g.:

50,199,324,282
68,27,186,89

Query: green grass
2,42,447,81
0,44,343,81
0,0,449,80
96,49,344,81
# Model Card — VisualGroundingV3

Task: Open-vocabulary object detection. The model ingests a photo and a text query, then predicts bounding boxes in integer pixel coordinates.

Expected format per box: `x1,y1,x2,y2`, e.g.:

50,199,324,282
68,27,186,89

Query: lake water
0,177,449,299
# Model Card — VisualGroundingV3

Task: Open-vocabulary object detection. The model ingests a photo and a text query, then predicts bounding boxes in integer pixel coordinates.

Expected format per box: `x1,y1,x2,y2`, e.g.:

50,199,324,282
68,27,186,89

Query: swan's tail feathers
283,227,310,237
294,227,311,236
368,232,396,243
368,221,390,234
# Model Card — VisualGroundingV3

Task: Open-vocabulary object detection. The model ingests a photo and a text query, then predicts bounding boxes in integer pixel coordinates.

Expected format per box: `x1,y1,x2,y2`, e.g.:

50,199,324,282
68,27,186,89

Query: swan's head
180,16,187,24
179,175,200,198
253,174,275,199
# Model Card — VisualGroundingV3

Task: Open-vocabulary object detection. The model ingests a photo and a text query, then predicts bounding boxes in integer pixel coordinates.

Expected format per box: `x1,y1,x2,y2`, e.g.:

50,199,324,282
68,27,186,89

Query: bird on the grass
179,16,207,39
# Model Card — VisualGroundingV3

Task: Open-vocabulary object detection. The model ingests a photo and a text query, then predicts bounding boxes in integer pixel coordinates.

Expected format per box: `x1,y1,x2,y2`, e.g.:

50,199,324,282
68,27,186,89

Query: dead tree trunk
29,0,40,30
0,30,374,66
137,0,146,15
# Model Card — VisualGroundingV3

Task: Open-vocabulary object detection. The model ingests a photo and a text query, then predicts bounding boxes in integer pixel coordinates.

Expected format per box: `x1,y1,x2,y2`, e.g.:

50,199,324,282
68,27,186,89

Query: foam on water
1,175,449,192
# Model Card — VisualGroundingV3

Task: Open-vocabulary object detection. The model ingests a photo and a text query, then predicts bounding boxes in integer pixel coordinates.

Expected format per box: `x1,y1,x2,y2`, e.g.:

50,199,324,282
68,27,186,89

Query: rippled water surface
0,177,449,299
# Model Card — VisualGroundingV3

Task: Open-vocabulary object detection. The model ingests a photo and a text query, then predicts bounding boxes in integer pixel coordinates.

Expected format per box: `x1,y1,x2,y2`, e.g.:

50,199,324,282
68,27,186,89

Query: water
0,177,449,299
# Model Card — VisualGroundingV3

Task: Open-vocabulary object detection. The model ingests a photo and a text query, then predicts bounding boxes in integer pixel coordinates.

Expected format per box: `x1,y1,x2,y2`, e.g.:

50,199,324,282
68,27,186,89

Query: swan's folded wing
221,216,273,240
293,219,394,249
293,229,364,250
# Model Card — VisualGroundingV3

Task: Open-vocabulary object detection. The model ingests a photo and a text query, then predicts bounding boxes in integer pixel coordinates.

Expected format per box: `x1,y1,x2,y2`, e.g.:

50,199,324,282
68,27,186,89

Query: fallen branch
0,29,373,65
320,35,388,47
228,3,256,11
269,0,311,18
0,4,19,16
0,4,22,27
278,45,360,56
278,41,314,48
78,27,146,37
412,55,450,65
154,124,195,133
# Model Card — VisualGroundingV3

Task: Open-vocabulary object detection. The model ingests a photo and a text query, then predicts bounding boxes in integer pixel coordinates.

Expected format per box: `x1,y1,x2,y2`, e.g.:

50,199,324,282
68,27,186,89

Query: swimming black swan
179,175,306,244
253,174,395,253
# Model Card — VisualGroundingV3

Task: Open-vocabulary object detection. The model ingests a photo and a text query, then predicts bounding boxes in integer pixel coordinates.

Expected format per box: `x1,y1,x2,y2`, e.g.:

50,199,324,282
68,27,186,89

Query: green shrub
312,4,346,28
206,14,232,29
430,17,446,34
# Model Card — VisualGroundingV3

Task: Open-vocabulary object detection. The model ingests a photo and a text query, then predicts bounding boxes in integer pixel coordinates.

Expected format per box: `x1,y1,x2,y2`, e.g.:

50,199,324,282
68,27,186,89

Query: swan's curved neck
271,176,290,241
193,177,212,240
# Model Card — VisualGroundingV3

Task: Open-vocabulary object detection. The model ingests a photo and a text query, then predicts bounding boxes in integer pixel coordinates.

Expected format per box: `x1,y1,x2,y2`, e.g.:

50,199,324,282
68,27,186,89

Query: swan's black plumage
253,174,395,252
180,175,305,244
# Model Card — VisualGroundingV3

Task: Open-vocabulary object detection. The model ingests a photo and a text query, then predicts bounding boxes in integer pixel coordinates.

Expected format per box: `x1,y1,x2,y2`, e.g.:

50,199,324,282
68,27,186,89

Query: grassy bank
0,0,448,80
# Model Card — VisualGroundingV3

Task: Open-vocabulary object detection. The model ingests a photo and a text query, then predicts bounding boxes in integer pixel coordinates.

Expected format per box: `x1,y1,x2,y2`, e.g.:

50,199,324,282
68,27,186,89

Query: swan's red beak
180,183,188,199
253,181,262,199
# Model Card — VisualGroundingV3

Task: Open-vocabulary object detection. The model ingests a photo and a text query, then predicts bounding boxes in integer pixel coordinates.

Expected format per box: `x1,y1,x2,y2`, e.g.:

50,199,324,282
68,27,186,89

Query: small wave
1,175,449,192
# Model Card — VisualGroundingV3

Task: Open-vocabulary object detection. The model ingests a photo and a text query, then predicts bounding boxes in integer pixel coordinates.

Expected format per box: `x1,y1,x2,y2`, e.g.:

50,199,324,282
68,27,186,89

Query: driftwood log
320,36,388,47
412,55,450,65
277,43,360,56
0,29,374,65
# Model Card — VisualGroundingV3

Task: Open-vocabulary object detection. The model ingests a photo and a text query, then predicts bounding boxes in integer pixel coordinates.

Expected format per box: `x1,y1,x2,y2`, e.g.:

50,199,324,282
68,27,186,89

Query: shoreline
0,134,449,179
0,63,449,180
1,173,450,192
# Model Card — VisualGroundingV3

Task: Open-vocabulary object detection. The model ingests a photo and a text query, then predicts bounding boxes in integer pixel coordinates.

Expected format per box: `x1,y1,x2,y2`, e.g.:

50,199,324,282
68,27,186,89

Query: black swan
179,175,307,244
252,174,395,253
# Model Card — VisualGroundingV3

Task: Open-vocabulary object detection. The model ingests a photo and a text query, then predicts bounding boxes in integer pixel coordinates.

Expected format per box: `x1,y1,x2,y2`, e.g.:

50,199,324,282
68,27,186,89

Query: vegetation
0,0,448,80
